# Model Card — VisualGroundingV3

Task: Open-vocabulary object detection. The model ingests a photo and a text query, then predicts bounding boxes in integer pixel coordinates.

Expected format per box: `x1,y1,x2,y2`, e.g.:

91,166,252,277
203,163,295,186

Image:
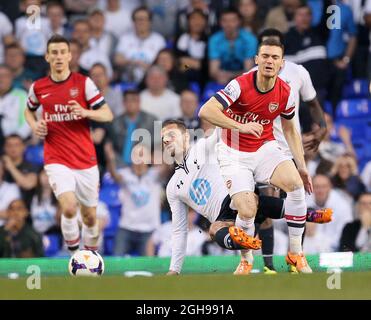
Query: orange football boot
286,252,313,273
229,226,262,250
307,208,333,224
234,260,253,275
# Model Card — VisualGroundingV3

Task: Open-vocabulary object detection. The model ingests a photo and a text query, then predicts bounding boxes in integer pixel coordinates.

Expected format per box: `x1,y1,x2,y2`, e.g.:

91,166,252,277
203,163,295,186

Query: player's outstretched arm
69,100,113,122
281,117,313,194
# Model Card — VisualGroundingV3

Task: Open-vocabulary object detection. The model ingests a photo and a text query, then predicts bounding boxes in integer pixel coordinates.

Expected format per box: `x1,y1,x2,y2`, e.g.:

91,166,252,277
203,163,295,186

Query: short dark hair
132,6,152,22
5,134,24,143
220,7,242,20
162,119,187,132
46,1,64,12
5,42,24,53
258,38,284,55
123,88,140,99
258,28,284,44
47,34,70,52
90,63,107,73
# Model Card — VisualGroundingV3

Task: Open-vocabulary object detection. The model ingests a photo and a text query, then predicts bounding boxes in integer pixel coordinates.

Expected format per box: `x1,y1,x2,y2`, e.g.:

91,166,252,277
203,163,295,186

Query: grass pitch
1,272,370,300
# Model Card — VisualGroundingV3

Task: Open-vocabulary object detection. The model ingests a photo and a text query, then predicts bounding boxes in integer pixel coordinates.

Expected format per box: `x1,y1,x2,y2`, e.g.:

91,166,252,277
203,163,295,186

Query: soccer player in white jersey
250,29,328,273
25,35,113,254
162,120,332,275
199,38,314,273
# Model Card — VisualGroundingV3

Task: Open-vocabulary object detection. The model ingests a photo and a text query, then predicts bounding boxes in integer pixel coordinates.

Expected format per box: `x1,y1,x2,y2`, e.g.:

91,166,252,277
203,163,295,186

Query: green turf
1,272,370,300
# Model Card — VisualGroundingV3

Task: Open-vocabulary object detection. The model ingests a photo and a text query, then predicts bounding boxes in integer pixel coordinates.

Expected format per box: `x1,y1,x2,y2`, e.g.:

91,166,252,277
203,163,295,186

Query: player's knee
82,214,96,227
63,203,78,218
284,178,304,193
235,196,257,219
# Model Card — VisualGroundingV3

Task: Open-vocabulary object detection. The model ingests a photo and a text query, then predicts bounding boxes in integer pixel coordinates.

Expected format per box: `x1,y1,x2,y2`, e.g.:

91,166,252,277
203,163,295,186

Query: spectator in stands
63,0,99,17
5,43,37,91
153,48,188,94
361,161,371,192
69,39,88,75
140,65,182,121
306,174,354,251
340,192,371,252
0,65,31,144
175,9,208,88
3,135,39,210
72,19,113,79
109,89,158,166
90,63,123,117
15,0,50,77
46,1,68,38
106,144,162,257
175,0,218,36
284,3,330,100
114,6,166,83
88,9,115,60
145,0,183,39
238,0,263,35
0,199,43,258
30,169,59,236
331,154,366,200
264,0,302,33
102,0,134,40
178,89,202,131
326,0,357,112
0,160,21,227
0,10,15,64
208,8,257,85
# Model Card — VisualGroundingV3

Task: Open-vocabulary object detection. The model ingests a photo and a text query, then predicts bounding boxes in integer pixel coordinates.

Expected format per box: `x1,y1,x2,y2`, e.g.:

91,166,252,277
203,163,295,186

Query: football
68,250,104,277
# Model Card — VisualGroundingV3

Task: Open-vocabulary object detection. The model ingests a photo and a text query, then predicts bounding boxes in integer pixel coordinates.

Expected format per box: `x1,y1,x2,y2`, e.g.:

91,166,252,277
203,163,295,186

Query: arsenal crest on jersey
268,102,279,113
70,87,79,98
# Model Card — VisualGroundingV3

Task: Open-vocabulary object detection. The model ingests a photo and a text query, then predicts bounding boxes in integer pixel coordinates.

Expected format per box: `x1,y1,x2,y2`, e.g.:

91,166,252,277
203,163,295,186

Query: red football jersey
27,72,105,169
214,71,295,152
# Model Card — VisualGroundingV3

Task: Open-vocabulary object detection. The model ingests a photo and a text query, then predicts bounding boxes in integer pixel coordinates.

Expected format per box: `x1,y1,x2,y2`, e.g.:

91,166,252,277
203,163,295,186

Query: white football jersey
251,61,316,157
166,130,229,273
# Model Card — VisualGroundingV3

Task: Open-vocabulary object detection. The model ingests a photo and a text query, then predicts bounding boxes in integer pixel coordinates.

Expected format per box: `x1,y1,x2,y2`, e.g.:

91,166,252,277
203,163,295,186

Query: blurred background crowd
0,0,370,259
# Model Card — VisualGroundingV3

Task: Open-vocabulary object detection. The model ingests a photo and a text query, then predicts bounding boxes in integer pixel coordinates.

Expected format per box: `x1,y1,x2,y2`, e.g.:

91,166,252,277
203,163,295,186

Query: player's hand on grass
33,119,48,139
238,122,263,138
166,271,179,276
68,100,89,118
298,167,313,194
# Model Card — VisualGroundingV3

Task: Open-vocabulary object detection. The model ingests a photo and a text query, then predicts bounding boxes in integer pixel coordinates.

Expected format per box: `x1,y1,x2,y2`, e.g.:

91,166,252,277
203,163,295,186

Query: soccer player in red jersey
199,38,313,273
24,35,113,254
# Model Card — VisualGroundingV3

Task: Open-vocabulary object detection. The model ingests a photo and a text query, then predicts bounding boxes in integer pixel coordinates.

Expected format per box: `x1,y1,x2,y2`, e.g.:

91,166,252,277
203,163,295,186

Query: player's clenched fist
238,122,263,138
68,100,89,118
33,119,48,139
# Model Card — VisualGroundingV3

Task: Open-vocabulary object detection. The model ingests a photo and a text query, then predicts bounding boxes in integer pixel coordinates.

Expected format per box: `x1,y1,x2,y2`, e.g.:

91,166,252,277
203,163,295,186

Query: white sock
235,215,255,264
82,223,99,251
61,215,80,249
288,234,303,254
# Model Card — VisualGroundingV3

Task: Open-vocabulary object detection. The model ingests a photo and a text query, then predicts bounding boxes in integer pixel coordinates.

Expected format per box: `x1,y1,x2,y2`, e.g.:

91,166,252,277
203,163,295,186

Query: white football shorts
44,164,99,207
216,140,291,196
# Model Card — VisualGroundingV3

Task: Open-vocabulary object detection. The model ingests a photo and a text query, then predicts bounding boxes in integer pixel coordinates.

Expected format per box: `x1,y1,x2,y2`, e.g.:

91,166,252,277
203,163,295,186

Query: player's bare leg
230,192,261,274
58,191,80,254
80,205,99,252
270,160,312,273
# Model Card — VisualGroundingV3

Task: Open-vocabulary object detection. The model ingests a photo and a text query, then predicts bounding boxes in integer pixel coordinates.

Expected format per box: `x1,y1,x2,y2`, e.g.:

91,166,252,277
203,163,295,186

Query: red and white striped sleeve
213,79,241,109
85,77,106,110
27,83,40,111
281,89,296,120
